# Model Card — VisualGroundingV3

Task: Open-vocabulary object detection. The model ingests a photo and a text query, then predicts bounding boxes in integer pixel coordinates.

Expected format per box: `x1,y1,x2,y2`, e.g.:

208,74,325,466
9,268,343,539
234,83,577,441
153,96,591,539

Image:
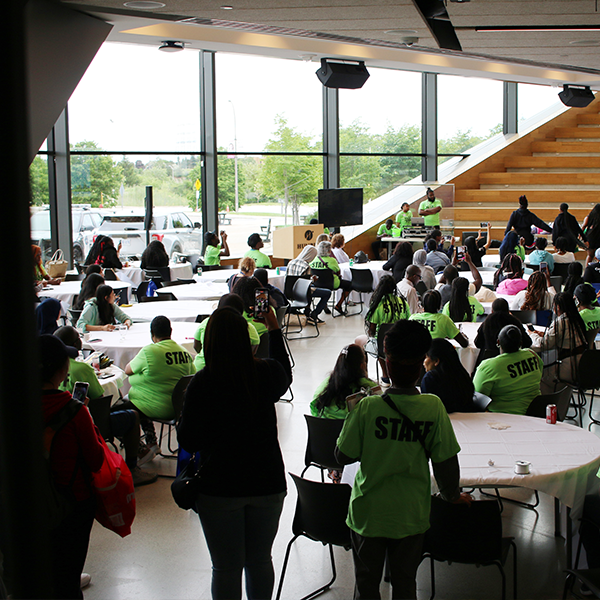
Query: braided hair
521,271,548,311
365,274,408,332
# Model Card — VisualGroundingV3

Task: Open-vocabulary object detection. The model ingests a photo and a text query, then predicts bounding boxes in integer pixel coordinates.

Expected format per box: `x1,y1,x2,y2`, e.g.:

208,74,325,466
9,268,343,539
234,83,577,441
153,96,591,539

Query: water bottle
276,266,280,275
349,259,354,266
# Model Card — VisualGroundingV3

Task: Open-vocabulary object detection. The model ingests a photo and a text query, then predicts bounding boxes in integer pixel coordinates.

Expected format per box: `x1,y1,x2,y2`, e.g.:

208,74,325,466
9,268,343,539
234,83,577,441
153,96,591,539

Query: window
518,83,562,125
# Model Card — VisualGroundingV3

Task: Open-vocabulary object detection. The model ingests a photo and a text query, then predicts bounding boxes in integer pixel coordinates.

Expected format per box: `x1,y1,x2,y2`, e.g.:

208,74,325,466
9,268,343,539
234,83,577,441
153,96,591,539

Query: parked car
30,205,103,264
92,211,203,259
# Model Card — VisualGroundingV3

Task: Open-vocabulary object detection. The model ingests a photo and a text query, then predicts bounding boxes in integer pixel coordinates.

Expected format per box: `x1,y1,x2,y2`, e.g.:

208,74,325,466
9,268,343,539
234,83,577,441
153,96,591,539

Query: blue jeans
196,491,286,600
311,287,331,317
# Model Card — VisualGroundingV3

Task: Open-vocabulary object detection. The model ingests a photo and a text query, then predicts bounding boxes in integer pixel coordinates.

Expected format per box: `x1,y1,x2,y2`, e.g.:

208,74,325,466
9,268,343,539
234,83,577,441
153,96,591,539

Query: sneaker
137,444,159,467
308,313,325,324
132,467,158,487
323,307,331,315
80,573,91,590
334,305,347,316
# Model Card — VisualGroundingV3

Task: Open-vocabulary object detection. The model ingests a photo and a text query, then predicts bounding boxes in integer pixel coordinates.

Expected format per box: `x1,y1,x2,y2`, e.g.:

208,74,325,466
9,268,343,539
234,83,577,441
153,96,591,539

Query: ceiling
64,0,600,88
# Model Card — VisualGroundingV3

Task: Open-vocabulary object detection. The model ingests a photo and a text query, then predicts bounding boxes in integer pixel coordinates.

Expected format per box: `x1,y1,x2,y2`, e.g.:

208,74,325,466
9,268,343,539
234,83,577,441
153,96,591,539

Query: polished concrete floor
84,310,593,600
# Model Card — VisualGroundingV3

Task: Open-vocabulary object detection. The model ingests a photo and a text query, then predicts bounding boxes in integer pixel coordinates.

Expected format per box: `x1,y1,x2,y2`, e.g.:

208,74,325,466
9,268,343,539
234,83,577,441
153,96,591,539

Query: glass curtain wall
518,83,563,124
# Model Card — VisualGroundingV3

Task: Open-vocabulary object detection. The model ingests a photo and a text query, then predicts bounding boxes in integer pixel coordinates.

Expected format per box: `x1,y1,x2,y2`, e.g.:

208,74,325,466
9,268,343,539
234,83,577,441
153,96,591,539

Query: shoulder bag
171,451,207,512
45,249,68,278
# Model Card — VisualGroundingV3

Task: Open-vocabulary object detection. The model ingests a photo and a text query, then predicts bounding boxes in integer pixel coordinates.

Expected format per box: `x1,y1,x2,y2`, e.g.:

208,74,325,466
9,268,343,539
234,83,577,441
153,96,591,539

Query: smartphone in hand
540,262,548,274
254,288,270,316
72,381,90,403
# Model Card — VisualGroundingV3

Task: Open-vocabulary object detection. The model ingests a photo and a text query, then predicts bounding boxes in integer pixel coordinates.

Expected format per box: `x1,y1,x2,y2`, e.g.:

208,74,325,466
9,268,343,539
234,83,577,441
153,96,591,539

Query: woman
355,275,410,385
412,249,436,290
493,254,528,295
575,283,600,335
383,241,414,283
462,225,492,269
203,230,230,266
531,292,588,393
84,264,102,278
499,231,525,264
442,277,484,323
512,270,556,311
232,275,275,338
584,204,600,265
528,237,554,273
73,273,105,311
309,240,352,316
330,233,350,264
227,256,256,292
473,324,543,415
77,284,131,332
421,338,475,413
177,307,292,600
552,236,576,264
140,240,169,270
564,261,585,297
32,244,61,286
84,235,123,270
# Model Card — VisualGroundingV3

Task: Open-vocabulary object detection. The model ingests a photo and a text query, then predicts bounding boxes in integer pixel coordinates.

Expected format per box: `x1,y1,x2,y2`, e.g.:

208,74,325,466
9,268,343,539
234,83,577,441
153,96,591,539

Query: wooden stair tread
480,172,600,184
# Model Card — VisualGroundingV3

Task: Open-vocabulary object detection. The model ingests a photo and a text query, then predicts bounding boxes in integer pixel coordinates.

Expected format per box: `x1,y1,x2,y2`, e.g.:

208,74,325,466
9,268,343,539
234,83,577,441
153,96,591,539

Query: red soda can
546,404,557,424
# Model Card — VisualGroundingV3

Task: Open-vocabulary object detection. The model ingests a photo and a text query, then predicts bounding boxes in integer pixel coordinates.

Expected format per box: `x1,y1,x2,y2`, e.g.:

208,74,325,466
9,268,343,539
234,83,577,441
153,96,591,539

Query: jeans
196,491,286,600
311,287,331,317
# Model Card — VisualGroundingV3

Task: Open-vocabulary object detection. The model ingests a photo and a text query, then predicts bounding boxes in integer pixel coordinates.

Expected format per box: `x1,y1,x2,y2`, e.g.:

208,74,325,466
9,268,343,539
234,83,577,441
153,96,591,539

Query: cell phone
444,235,452,242
480,222,489,228
254,288,270,316
98,372,113,380
456,246,466,259
526,323,535,332
540,262,548,273
72,381,89,403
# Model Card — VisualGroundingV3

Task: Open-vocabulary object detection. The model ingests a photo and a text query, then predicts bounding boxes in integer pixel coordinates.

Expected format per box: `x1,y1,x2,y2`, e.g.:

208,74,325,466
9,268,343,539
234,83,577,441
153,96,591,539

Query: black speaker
558,85,595,108
316,59,370,89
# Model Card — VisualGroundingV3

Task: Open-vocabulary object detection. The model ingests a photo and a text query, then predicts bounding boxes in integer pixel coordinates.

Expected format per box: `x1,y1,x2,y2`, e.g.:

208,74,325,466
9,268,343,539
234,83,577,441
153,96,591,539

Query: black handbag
171,453,204,512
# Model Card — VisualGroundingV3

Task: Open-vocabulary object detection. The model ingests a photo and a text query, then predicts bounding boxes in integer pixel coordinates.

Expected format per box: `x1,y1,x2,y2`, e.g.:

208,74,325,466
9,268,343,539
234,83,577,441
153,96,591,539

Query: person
77,284,131,332
284,244,331,322
474,298,532,357
418,187,443,227
421,338,475,413
372,219,398,260
552,203,587,252
436,253,482,307
530,292,588,393
527,237,555,273
35,297,62,335
84,264,102,278
412,248,436,290
254,268,287,309
311,344,377,420
203,230,230,266
552,236,576,264
177,306,292,600
309,240,352,316
512,270,556,311
442,277,484,323
473,324,543,415
355,274,411,386
504,194,552,247
330,233,350,264
396,202,413,231
38,334,104,599
575,283,600,335
584,204,600,265
564,261,585,296
409,290,468,347
584,248,600,284
309,218,330,236
232,276,277,339
334,320,469,600
73,273,105,311
382,241,413,282
140,240,169,270
493,254,528,295
53,326,157,486
32,244,62,286
123,315,195,451
244,233,272,268
84,235,123,269
397,265,423,315
315,233,329,245
498,230,525,263
426,229,454,259
462,224,492,269
194,293,260,372
227,256,256,292
424,238,450,274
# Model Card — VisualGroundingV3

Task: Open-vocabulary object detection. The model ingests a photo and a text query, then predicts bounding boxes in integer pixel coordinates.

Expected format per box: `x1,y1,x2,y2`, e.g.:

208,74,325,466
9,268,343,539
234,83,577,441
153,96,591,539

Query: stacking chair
349,267,374,314
87,395,114,447
550,275,563,291
143,268,165,283
536,310,552,327
103,268,118,281
201,264,233,271
67,308,82,327
570,349,600,429
301,415,346,481
510,310,536,325
275,473,352,600
364,323,394,382
422,496,517,600
135,280,151,301
284,275,300,301
65,272,85,282
162,278,195,287
526,385,573,422
276,304,295,370
311,268,345,317
139,291,178,302
553,262,571,281
286,279,319,339
564,508,600,598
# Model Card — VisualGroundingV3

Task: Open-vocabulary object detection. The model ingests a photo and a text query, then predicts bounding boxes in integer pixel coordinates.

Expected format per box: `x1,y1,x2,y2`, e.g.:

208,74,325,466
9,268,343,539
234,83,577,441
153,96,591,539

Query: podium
273,225,324,259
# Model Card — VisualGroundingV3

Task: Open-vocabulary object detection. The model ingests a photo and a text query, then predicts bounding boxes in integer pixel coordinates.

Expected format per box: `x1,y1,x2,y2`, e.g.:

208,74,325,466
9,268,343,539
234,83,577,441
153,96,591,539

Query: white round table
38,280,132,307
156,280,229,301
117,262,195,288
125,300,217,323
95,363,127,404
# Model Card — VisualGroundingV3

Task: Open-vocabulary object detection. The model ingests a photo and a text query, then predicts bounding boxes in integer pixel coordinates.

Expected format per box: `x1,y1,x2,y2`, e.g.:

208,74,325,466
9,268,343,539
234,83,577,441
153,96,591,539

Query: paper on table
487,422,511,430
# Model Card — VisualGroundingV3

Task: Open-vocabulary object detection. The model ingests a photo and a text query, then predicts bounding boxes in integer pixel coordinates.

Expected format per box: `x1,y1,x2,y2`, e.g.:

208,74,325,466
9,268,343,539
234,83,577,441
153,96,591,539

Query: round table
117,262,195,288
38,280,132,308
156,280,229,301
95,363,127,404
125,300,217,323
335,260,390,303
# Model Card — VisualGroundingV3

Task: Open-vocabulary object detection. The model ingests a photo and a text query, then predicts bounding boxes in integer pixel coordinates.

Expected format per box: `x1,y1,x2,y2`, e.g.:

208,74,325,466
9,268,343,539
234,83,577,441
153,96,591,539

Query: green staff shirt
337,391,461,539
580,307,600,332
204,244,222,266
310,375,378,420
442,296,485,323
377,224,399,237
473,348,543,415
409,312,460,340
244,248,272,268
396,210,413,231
60,358,105,400
369,295,410,335
128,339,195,419
310,256,342,289
418,199,443,227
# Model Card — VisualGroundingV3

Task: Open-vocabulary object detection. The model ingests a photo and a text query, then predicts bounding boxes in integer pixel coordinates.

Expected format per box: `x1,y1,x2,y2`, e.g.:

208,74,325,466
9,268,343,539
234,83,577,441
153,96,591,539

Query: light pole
228,99,239,212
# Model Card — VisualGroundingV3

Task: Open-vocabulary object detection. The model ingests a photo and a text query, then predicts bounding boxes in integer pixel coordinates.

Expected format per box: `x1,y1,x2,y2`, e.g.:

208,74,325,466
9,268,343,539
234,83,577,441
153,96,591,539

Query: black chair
350,267,374,314
254,333,269,359
536,310,552,327
301,415,346,481
572,349,600,429
162,278,196,287
550,275,563,291
286,279,319,339
528,263,540,271
284,275,301,302
75,263,87,274
364,322,394,382
564,511,600,598
473,391,492,412
139,292,178,302
311,268,344,317
526,385,572,422
183,253,201,274
135,280,150,301
65,272,84,282
415,279,428,298
104,268,117,281
67,308,82,327
87,394,114,445
201,264,233,272
422,496,517,600
511,310,537,325
553,262,571,281
275,473,352,600
276,304,295,371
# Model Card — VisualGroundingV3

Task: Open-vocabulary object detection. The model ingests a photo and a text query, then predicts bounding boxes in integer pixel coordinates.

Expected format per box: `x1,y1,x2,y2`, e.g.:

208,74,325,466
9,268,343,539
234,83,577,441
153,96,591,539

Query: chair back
536,310,552,327
157,266,171,282
304,415,345,471
184,254,201,273
135,281,150,301
276,304,289,329
511,310,536,325
350,268,373,293
552,262,570,280
376,323,395,358
289,473,352,548
472,392,492,412
310,268,335,291
202,264,233,271
526,385,572,421
65,273,85,282
162,278,196,287
577,349,600,391
140,292,178,302
171,375,195,423
284,275,301,300
415,280,428,298
528,263,540,271
424,496,503,564
87,394,113,441
549,275,563,291
67,308,82,326
292,278,313,305
104,268,117,281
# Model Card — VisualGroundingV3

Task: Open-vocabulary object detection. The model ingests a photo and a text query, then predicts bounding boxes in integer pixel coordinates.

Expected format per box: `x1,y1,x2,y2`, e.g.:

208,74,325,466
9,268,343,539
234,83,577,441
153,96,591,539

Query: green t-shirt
309,256,341,289
396,210,413,230
242,306,276,338
473,348,543,415
409,312,459,340
244,248,272,268
579,307,600,332
60,358,105,400
377,223,398,237
418,199,443,227
369,295,410,335
337,391,461,538
128,339,196,419
193,317,259,371
310,375,378,420
441,296,485,323
204,244,221,266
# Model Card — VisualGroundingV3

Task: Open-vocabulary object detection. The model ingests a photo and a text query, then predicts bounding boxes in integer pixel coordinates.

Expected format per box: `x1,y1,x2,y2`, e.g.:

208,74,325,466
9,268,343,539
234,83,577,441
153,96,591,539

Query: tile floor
85,310,593,600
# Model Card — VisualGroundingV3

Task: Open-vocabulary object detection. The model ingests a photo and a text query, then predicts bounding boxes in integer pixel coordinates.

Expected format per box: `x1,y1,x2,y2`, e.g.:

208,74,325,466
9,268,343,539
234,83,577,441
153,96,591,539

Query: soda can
546,404,557,424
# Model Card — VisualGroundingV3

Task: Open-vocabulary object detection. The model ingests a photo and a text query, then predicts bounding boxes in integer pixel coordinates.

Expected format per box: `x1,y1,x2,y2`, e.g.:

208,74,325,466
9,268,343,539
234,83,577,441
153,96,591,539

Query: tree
121,156,141,187
380,124,422,189
218,152,246,211
29,156,49,206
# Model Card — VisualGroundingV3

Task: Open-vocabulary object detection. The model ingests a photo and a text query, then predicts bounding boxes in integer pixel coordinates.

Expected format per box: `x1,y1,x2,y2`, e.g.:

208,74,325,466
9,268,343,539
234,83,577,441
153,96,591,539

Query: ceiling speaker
558,85,595,108
316,59,370,89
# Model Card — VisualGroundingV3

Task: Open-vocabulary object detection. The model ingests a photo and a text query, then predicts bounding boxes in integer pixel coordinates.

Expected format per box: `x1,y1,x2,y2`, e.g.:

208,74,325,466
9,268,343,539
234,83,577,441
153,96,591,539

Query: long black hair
553,292,587,344
586,204,600,234
75,273,105,310
365,274,407,329
448,277,471,323
141,240,169,269
95,284,116,325
493,253,524,288
84,235,107,265
563,262,584,297
499,231,519,263
314,344,368,412
426,338,474,405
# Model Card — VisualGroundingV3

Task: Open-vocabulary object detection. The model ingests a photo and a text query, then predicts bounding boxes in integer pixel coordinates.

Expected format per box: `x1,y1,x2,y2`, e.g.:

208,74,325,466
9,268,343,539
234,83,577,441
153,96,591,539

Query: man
123,316,195,451
584,248,600,284
424,239,450,274
418,188,443,228
435,253,482,307
244,232,272,268
335,320,470,599
397,265,423,315
203,230,230,266
552,202,587,252
504,194,552,247
372,218,398,260
396,202,413,231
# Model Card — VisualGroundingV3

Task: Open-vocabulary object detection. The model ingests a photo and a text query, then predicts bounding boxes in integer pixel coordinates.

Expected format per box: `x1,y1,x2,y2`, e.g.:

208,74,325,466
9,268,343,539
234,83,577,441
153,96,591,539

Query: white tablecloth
335,260,390,303
117,262,194,288
156,281,228,301
95,364,127,404
38,280,132,307
125,300,217,323
438,270,530,288
482,254,501,268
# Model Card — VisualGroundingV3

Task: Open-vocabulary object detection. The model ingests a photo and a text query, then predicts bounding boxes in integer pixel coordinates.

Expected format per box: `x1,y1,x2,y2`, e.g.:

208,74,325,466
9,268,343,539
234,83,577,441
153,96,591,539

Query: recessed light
124,1,166,8
159,40,185,52
384,29,418,36
220,5,234,9
569,39,600,47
